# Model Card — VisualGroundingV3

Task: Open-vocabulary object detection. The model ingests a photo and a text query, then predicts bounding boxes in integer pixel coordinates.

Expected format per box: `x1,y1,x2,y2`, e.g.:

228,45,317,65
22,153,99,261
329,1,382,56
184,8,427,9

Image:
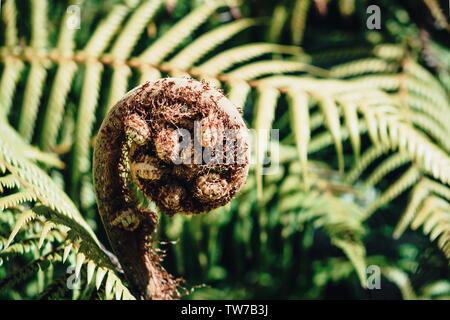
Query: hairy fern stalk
0,0,449,300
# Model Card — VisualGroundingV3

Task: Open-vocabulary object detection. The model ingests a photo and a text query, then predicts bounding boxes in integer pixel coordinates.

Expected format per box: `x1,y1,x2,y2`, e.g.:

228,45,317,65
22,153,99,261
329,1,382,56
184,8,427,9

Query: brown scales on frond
93,78,250,300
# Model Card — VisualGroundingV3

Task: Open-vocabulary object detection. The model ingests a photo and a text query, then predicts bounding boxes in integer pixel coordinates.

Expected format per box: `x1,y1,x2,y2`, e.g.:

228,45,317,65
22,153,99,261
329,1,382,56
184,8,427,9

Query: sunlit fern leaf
1,237,41,259
86,259,97,285
406,94,449,134
75,252,85,279
95,267,108,290
40,61,78,151
38,221,56,249
226,60,327,80
73,4,133,180
73,62,104,178
167,18,257,72
63,242,73,263
194,43,302,76
40,0,82,151
291,0,311,45
409,111,450,152
383,266,417,300
277,183,368,286
307,119,366,155
268,4,287,43
31,207,135,300
4,209,36,248
82,4,133,58
0,174,21,192
18,63,48,142
0,190,37,211
365,152,411,186
226,80,250,112
330,58,398,78
0,121,96,242
109,0,163,61
253,86,280,201
2,0,19,47
104,0,162,111
137,0,224,65
388,122,450,184
317,95,344,172
0,59,25,117
393,180,450,258
339,99,360,161
287,89,310,189
375,43,406,60
366,167,421,217
403,59,448,98
105,64,132,114
422,0,450,31
331,238,367,288
404,77,448,111
17,0,49,142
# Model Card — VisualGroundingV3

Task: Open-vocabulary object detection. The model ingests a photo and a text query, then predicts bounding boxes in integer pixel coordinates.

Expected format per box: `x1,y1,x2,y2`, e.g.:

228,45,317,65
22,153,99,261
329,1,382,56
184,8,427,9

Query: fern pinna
0,0,449,299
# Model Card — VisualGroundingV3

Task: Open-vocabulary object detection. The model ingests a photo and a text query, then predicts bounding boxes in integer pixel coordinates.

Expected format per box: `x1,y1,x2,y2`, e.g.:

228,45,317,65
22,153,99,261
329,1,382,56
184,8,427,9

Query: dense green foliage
0,0,449,299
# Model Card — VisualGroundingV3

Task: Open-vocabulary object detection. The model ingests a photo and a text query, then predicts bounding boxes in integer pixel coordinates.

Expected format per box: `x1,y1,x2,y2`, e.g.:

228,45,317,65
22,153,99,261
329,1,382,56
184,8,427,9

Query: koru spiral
93,78,250,299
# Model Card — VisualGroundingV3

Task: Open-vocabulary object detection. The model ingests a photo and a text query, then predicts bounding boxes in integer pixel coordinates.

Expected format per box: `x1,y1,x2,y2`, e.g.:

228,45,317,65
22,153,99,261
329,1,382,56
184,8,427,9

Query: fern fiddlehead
93,78,250,299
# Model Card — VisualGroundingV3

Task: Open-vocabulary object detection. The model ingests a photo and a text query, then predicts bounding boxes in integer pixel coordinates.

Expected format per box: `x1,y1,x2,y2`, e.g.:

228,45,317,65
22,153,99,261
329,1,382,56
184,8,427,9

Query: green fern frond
2,0,19,47
40,62,78,151
268,4,287,43
287,89,310,189
18,63,48,142
226,80,250,111
317,95,344,172
365,152,411,186
0,190,37,211
331,238,367,288
83,4,132,57
137,1,223,65
4,210,36,248
383,266,417,300
0,59,25,116
366,167,421,216
167,18,257,72
330,58,398,78
194,43,302,76
226,60,325,80
291,0,311,45
339,99,360,160
109,0,162,61
409,111,450,151
38,221,56,249
104,0,162,111
253,86,280,200
0,174,21,192
73,62,104,178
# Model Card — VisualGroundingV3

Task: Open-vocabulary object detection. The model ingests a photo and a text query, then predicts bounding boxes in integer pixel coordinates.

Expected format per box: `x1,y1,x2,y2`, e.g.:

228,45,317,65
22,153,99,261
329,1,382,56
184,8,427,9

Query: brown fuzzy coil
93,78,250,300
